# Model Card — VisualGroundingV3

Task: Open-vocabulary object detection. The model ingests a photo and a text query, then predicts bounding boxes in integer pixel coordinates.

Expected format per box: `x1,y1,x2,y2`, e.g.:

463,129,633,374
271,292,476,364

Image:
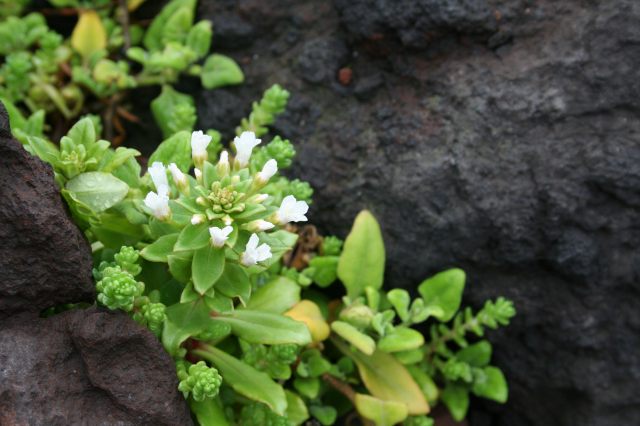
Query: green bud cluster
322,236,343,256
95,265,144,312
241,341,300,380
114,246,142,276
208,182,245,213
251,136,296,170
177,361,222,402
239,402,289,426
133,302,166,338
237,85,290,137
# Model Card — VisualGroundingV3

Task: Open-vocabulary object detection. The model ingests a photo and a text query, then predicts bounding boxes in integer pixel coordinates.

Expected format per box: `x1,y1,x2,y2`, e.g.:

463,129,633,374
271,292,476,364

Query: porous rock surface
0,103,193,425
0,105,94,316
195,0,640,425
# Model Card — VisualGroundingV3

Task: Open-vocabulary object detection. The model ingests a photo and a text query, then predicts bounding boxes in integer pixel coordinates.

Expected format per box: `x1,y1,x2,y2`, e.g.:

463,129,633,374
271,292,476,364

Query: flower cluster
143,130,309,270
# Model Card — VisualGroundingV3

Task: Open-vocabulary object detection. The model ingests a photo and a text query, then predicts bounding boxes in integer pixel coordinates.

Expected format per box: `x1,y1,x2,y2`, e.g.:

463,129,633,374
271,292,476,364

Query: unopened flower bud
191,214,206,225
168,163,189,194
191,131,211,167
243,219,275,232
256,159,278,185
217,151,230,177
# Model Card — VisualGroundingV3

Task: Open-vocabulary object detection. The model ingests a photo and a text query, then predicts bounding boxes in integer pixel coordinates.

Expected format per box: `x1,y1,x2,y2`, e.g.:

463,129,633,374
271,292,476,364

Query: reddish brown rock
0,102,94,317
0,307,193,426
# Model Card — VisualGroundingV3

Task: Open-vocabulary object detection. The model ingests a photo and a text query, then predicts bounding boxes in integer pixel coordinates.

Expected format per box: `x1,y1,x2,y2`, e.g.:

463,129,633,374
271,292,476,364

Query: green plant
0,0,243,141
9,54,514,426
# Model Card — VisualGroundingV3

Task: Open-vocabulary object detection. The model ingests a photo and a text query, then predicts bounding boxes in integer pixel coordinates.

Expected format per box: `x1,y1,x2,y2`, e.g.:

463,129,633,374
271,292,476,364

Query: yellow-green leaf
71,10,107,59
285,300,330,343
354,393,408,426
333,338,429,415
337,210,385,298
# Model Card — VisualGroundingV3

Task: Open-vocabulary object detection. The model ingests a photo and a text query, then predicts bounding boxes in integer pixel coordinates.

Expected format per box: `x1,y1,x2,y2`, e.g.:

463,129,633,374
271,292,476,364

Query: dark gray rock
296,37,350,85
194,0,640,425
334,0,497,48
0,103,94,317
0,307,193,426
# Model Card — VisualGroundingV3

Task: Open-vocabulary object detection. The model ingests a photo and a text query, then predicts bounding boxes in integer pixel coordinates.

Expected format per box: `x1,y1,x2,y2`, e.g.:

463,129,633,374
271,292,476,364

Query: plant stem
322,373,356,403
424,317,480,359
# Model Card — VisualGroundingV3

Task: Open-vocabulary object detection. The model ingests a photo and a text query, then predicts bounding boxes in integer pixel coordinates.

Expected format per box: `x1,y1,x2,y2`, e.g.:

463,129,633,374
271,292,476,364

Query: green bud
114,246,142,276
339,301,374,329
322,236,343,256
133,302,166,337
95,266,144,312
177,361,222,401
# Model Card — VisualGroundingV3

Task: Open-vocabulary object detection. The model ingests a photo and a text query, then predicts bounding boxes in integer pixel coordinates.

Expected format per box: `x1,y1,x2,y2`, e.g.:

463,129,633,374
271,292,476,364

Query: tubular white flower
191,214,206,225
169,163,188,187
144,191,171,220
217,150,230,176
209,226,233,248
244,219,275,232
234,131,261,167
256,159,278,184
276,195,309,225
191,130,212,165
241,234,272,266
148,162,169,196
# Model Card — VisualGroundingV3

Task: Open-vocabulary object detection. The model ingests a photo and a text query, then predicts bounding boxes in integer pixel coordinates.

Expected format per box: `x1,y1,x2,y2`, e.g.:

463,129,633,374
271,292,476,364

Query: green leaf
168,250,192,284
140,233,179,262
214,263,251,306
65,172,128,213
144,0,196,51
245,276,300,313
387,289,410,322
186,20,212,58
151,86,196,139
337,210,385,298
66,117,96,146
148,130,192,171
407,366,439,404
309,406,337,426
285,390,309,426
471,366,508,403
175,223,210,252
441,383,469,422
377,327,425,353
162,299,211,356
457,340,492,367
216,310,311,345
24,135,60,166
189,397,230,426
333,338,429,415
201,54,244,89
417,269,466,322
197,344,287,415
307,256,339,287
331,321,375,355
293,377,320,399
354,393,408,426
101,147,140,172
192,245,225,294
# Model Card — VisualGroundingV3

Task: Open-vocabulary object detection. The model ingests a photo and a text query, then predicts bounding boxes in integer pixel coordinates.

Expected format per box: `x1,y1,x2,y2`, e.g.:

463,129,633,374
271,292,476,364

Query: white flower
217,150,230,176
241,233,272,266
209,226,233,248
144,191,171,220
256,159,278,183
191,214,206,225
148,162,169,196
168,163,187,188
234,131,261,167
191,130,211,164
276,195,309,225
245,219,275,232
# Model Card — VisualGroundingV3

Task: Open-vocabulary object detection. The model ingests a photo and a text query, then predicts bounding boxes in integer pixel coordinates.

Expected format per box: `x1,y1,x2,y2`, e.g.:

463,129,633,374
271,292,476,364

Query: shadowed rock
0,103,94,317
0,307,193,426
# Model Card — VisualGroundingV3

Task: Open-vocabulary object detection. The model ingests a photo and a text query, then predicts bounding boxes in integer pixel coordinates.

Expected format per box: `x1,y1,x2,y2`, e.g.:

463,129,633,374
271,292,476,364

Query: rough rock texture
0,105,94,316
0,102,193,425
0,308,192,426
195,1,640,425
